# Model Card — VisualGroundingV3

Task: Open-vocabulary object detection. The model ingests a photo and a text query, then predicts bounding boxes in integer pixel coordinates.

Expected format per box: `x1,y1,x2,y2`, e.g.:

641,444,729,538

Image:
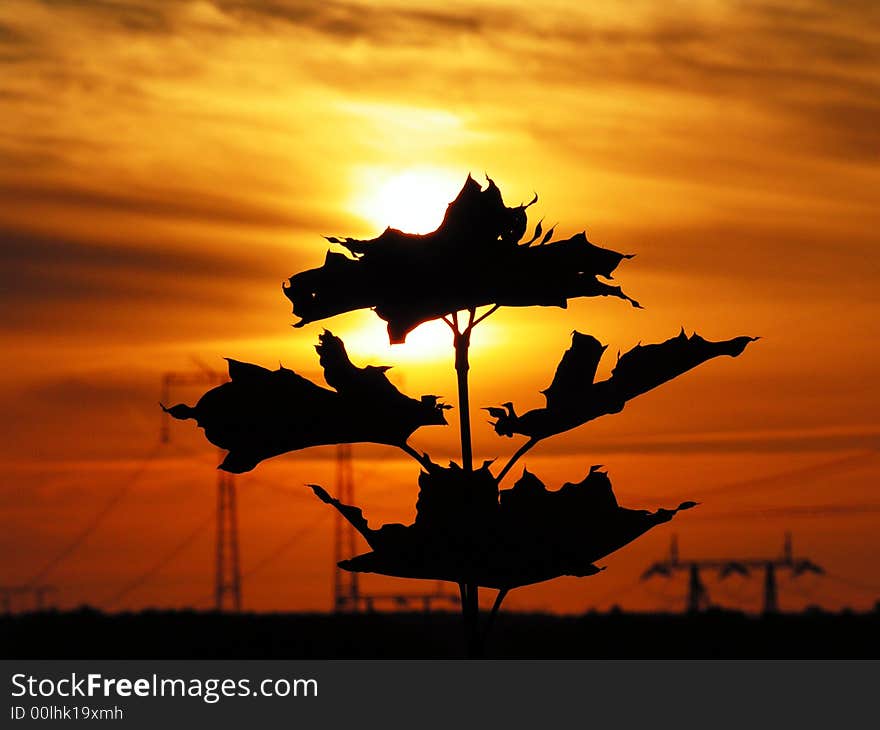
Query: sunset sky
1,0,878,614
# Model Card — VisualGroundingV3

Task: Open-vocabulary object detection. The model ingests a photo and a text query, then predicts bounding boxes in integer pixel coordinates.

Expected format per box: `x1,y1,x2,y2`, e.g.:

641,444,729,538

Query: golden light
338,310,503,366
342,317,455,363
352,167,465,235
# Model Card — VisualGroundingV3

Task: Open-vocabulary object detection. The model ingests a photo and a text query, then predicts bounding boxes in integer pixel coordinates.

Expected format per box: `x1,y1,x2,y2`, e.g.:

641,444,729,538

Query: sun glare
353,168,465,235
342,317,454,363
337,310,501,367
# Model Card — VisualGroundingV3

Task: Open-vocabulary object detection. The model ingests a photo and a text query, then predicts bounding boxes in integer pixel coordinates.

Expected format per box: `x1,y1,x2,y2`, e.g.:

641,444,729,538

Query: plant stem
453,323,473,473
471,304,499,328
448,305,503,656
458,582,471,656
451,309,481,655
478,588,508,654
465,584,480,657
495,436,539,483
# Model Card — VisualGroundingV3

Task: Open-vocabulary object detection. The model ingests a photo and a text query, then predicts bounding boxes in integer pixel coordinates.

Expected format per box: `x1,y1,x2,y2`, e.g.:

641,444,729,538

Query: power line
696,450,877,498
695,502,880,523
778,573,820,601
641,534,823,613
584,577,645,610
179,512,333,610
23,442,164,588
101,512,214,610
824,572,880,595
161,366,241,612
241,512,331,581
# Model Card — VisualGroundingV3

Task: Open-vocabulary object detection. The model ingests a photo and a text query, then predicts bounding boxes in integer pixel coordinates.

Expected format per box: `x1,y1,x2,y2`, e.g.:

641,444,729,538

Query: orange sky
1,0,878,615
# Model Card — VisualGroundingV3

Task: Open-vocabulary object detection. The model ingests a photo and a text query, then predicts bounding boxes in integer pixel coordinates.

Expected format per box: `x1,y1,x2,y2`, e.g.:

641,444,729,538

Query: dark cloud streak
5,1,878,167
38,0,177,35
0,226,280,335
0,181,318,230
212,0,496,43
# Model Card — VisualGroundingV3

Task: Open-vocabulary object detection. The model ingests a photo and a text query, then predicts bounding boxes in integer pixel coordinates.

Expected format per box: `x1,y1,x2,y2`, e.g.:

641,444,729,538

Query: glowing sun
343,317,455,362
354,168,464,235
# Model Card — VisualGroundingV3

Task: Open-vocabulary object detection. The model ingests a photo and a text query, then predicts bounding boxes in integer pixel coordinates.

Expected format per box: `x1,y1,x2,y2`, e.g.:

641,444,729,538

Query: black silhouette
487,330,757,440
165,175,755,656
8,609,880,659
163,330,448,473
284,174,639,343
309,465,697,590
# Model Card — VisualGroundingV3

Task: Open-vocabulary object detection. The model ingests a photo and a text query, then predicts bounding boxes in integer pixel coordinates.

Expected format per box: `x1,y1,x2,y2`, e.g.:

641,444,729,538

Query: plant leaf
312,465,693,589
162,331,448,472
540,224,556,244
523,218,543,245
284,176,636,343
489,330,757,439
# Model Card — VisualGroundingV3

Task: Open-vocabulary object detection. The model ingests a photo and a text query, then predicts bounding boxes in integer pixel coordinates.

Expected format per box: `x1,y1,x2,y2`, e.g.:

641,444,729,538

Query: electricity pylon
332,444,459,613
0,585,56,614
161,366,241,612
333,444,359,612
642,533,823,614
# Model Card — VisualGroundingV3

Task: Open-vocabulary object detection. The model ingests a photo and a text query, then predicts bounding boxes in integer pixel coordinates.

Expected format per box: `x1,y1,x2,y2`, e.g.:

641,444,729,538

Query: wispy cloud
0,181,321,229
1,1,878,612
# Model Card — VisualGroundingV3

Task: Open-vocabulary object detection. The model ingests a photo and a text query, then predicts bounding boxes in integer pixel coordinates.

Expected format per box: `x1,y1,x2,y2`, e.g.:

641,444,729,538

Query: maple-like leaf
488,330,757,439
309,464,695,590
284,175,638,343
162,331,448,472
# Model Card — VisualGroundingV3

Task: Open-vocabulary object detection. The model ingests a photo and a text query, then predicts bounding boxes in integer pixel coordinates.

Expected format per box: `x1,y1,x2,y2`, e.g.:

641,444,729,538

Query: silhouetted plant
165,175,755,656
163,331,448,473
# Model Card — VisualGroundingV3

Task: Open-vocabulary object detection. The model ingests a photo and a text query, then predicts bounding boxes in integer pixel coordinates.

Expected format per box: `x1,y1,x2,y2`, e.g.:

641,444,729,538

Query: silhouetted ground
4,608,879,658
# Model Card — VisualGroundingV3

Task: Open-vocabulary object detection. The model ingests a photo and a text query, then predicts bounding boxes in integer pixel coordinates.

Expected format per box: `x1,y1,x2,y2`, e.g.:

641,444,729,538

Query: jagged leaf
162,330,448,472
540,224,556,244
489,330,757,439
311,465,694,590
541,332,607,409
284,175,638,343
523,218,543,245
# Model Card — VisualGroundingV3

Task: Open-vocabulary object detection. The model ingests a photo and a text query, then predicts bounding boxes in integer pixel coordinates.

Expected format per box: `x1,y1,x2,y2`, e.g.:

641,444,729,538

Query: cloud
0,20,31,45
20,372,157,411
0,181,318,230
501,2,880,165
37,0,177,35
211,0,494,43
4,1,878,186
0,225,283,337
0,370,161,461
2,226,272,289
29,0,496,46
0,0,877,615
0,19,42,63
478,430,880,456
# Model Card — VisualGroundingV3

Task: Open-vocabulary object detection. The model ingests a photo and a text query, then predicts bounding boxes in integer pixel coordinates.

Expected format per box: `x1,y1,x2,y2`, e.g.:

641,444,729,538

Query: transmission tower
0,585,56,614
333,444,359,612
642,533,823,614
161,366,241,612
332,444,459,613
